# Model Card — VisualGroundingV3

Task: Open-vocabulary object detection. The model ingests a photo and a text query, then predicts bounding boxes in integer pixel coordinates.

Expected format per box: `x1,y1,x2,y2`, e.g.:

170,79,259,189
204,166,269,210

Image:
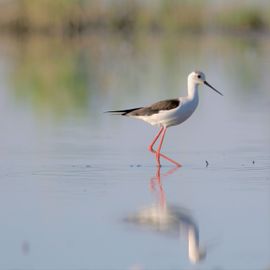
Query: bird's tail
105,107,142,116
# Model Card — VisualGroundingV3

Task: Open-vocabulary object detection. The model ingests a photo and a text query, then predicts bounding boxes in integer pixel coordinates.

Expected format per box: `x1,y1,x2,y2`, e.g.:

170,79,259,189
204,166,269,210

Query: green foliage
215,7,265,31
0,0,269,34
11,37,89,118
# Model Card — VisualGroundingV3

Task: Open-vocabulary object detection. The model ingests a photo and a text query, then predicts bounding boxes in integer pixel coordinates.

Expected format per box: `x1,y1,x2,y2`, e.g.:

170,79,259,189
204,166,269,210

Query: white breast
136,97,198,127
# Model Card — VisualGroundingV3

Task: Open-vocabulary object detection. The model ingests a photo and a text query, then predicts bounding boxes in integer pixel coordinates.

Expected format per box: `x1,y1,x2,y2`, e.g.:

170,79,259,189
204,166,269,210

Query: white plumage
108,71,222,166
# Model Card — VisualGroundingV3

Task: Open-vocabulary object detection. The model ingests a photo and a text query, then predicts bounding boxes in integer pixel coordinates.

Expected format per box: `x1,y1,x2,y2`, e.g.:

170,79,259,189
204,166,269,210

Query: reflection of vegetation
0,0,269,34
11,37,89,118
6,32,269,121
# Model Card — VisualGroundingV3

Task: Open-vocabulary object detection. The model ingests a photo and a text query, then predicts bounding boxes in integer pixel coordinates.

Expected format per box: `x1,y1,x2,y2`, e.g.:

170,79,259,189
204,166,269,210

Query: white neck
187,77,199,100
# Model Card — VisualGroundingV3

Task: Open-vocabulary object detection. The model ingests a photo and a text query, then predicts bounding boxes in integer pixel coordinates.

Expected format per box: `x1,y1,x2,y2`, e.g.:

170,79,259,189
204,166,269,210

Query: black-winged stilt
107,71,223,167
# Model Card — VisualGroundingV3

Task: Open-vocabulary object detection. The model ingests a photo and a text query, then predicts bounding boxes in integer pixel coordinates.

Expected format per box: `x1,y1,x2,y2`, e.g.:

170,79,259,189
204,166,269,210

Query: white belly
134,98,198,127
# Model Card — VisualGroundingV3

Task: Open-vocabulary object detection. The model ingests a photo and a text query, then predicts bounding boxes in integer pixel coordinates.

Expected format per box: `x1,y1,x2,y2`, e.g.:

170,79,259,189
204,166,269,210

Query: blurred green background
0,0,269,34
0,0,269,120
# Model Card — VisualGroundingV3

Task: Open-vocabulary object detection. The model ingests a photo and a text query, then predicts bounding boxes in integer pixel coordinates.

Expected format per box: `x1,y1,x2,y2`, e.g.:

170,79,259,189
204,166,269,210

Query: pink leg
160,153,181,167
148,127,164,152
155,128,167,166
149,127,182,167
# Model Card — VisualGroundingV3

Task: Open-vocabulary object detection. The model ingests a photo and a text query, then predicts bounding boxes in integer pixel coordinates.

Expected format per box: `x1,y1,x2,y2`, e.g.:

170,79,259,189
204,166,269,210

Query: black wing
128,99,180,116
105,107,143,115
106,99,180,116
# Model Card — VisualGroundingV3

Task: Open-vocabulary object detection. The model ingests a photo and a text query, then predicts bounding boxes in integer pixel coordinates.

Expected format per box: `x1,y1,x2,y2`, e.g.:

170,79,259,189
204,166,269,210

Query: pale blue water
0,33,269,269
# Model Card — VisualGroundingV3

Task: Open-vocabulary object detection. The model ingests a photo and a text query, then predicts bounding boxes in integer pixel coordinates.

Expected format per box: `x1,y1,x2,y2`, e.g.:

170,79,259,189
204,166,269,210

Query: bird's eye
198,75,201,79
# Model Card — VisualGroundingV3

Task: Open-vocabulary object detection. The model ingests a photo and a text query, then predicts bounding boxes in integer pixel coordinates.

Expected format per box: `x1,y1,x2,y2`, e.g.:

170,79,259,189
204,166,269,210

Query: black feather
106,99,180,116
105,107,143,115
128,99,180,116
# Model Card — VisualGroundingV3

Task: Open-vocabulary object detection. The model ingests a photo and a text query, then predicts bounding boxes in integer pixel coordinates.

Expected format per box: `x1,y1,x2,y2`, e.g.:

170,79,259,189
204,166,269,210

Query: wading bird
107,71,223,167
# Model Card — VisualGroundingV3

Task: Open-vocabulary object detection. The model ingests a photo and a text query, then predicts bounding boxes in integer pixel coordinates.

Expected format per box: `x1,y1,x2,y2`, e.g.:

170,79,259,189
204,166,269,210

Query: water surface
0,33,269,269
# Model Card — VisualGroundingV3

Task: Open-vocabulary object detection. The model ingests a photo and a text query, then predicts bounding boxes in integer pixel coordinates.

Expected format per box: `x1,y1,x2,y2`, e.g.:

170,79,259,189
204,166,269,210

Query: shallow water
0,33,269,269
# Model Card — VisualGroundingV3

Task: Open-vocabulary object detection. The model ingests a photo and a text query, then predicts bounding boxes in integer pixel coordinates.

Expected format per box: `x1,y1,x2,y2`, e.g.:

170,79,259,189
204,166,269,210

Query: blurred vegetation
11,37,90,118
6,32,268,120
214,6,266,31
0,0,269,34
1,1,269,121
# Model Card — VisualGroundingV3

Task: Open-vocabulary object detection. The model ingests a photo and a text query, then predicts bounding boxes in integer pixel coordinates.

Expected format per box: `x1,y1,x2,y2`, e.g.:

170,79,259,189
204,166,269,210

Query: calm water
0,33,269,269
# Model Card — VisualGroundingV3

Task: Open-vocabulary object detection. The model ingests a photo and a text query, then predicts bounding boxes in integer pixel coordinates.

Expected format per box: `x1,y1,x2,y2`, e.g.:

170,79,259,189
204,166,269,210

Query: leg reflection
125,165,207,264
149,165,180,208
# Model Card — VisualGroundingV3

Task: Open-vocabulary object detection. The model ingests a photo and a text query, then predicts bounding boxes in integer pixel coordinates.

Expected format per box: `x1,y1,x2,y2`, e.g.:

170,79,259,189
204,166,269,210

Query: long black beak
204,81,223,96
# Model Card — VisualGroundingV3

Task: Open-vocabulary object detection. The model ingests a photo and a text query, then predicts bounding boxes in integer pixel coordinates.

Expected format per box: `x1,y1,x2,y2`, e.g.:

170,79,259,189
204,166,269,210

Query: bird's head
189,71,223,96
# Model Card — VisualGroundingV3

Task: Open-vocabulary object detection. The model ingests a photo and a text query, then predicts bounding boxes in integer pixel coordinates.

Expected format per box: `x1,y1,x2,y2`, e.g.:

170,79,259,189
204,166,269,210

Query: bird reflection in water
125,166,206,264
